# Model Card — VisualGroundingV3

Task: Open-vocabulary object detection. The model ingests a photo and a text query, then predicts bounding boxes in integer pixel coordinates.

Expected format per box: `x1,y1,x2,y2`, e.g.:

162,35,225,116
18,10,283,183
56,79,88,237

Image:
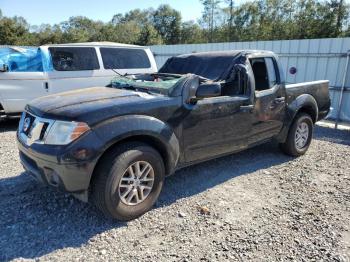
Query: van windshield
0,47,43,72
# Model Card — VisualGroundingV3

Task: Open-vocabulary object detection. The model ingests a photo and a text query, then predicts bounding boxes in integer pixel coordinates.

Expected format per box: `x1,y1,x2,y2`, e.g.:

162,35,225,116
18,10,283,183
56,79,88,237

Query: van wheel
279,113,313,157
91,142,165,221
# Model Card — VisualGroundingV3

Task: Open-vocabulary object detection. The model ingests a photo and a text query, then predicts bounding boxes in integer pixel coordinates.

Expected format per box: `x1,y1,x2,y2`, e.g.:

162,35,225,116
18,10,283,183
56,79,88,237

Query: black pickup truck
17,50,330,220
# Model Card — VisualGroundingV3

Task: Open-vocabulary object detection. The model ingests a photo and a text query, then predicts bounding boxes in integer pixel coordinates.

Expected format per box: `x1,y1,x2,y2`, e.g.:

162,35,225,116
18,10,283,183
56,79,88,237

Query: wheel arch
90,115,180,184
276,94,318,143
94,133,177,176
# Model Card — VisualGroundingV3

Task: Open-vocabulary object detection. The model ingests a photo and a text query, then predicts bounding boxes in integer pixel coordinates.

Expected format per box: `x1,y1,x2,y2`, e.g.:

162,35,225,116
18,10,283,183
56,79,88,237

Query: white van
0,42,157,119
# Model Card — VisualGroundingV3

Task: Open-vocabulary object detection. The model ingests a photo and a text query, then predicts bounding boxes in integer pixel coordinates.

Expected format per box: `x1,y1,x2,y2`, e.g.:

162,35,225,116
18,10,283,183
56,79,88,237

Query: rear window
49,47,99,71
100,48,151,69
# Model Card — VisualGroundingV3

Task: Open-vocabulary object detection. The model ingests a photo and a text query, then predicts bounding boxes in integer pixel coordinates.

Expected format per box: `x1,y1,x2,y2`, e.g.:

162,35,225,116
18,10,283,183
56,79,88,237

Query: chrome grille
18,112,54,145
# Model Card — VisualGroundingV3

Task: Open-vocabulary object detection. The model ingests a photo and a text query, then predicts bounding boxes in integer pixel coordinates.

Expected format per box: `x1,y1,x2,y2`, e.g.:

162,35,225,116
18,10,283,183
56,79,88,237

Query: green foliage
181,21,206,44
152,4,182,44
200,0,223,42
0,16,31,45
0,1,349,46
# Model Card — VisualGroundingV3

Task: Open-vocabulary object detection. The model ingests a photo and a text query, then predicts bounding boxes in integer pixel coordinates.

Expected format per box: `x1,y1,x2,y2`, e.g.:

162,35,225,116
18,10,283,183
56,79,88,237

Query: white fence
150,38,350,123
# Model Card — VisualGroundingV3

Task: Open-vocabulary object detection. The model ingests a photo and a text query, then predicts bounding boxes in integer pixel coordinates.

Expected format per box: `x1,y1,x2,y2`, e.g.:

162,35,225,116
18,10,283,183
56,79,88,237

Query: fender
287,94,318,122
275,94,318,143
93,114,180,175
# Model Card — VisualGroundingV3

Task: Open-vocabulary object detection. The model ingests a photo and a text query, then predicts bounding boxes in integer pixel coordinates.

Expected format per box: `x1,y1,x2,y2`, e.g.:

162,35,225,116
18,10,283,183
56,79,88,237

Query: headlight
45,121,90,145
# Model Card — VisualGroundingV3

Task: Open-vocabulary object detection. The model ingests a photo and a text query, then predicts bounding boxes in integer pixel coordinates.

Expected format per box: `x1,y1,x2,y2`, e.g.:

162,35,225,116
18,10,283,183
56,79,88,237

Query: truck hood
27,87,164,124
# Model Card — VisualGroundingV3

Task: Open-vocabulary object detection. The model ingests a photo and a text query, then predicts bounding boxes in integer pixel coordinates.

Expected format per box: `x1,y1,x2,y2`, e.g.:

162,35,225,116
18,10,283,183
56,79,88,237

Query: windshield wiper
111,69,129,78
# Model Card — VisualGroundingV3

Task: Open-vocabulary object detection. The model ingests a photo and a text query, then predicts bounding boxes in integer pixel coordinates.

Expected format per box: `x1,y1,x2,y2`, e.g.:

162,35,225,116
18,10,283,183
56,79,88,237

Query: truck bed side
286,80,331,120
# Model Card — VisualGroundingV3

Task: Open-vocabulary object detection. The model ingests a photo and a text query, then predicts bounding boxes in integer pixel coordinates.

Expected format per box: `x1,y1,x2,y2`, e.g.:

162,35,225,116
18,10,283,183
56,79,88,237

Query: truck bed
286,80,330,120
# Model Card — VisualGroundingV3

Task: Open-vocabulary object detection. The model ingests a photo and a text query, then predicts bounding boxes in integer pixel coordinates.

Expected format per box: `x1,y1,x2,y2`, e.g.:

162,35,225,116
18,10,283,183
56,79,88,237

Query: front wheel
279,113,314,157
91,142,165,221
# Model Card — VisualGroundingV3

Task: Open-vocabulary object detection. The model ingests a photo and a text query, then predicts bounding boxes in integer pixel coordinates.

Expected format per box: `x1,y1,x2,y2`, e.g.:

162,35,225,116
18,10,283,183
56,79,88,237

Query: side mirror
184,75,200,104
195,83,221,99
183,75,221,104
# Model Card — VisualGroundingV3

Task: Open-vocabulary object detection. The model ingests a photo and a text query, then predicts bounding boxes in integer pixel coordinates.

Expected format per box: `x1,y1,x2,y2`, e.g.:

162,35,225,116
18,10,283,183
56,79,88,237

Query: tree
31,24,63,45
152,5,182,44
138,24,163,45
110,8,162,45
200,0,222,42
180,21,205,43
58,16,106,43
330,0,349,35
122,9,152,25
225,0,235,41
0,16,32,45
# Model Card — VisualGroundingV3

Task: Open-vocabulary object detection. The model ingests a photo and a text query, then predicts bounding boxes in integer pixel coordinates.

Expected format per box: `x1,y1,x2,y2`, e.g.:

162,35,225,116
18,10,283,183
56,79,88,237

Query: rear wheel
91,142,165,221
279,113,313,157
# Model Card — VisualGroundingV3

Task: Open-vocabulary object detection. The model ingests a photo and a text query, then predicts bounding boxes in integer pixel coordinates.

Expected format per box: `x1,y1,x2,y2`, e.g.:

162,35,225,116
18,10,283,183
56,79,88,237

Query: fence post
335,50,350,129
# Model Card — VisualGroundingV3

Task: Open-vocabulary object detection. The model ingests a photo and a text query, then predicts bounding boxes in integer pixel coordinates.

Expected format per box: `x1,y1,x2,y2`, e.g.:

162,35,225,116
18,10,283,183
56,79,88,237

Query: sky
0,0,208,26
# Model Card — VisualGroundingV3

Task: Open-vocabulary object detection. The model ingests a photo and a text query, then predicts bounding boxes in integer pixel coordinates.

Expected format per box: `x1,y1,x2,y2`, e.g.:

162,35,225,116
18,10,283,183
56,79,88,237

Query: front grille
23,112,36,135
39,122,49,140
19,112,54,145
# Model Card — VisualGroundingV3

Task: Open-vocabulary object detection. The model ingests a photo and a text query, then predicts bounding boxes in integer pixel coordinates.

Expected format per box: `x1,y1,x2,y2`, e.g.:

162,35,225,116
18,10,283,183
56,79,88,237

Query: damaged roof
159,50,275,81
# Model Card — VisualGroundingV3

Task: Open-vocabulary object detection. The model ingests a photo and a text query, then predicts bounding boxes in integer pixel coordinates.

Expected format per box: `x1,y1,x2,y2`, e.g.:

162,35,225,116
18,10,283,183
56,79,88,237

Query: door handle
240,105,254,112
44,82,49,92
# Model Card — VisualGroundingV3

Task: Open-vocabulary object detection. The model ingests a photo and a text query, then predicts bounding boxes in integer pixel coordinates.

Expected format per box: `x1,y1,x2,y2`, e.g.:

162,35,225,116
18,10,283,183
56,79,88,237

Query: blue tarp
0,47,52,72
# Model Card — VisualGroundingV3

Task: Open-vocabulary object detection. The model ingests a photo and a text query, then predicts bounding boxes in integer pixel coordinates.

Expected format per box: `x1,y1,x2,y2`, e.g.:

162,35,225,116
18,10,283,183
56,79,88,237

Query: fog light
44,168,60,187
49,173,60,186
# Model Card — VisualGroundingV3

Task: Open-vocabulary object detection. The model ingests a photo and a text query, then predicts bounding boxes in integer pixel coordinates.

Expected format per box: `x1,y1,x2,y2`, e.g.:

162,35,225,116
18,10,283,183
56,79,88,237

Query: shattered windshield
110,74,184,95
0,47,43,72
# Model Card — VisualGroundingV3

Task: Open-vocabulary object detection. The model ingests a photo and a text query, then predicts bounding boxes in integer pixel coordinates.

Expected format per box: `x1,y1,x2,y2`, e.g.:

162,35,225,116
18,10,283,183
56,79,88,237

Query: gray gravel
0,119,349,261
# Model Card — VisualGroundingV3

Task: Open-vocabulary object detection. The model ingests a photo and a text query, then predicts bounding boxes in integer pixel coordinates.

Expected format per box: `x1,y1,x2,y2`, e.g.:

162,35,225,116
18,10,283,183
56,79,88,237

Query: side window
221,69,247,96
100,48,151,69
249,57,277,91
49,47,99,71
264,58,277,88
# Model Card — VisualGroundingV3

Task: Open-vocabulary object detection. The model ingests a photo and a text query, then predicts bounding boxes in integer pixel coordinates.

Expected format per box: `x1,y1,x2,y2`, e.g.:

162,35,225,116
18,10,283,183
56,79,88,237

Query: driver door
182,94,253,163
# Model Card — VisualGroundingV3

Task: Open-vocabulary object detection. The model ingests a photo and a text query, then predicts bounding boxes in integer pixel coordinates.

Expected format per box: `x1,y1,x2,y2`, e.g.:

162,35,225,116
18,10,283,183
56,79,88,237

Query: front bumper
17,130,104,195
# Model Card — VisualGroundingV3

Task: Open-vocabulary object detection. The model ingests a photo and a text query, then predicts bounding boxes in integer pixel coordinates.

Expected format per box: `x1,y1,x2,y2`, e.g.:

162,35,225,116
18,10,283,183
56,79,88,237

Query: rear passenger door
249,56,286,144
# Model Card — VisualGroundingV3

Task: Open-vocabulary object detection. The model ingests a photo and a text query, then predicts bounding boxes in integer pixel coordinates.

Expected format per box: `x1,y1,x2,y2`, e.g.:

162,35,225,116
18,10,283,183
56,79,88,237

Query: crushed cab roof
159,50,275,81
159,50,244,81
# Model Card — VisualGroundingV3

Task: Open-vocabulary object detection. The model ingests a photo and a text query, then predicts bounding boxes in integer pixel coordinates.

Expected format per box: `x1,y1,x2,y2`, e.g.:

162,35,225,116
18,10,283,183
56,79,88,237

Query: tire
279,113,314,157
91,142,165,221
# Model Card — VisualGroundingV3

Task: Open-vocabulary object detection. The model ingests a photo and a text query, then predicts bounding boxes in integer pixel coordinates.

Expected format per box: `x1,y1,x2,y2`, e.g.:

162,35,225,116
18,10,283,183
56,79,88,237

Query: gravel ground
0,120,349,261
